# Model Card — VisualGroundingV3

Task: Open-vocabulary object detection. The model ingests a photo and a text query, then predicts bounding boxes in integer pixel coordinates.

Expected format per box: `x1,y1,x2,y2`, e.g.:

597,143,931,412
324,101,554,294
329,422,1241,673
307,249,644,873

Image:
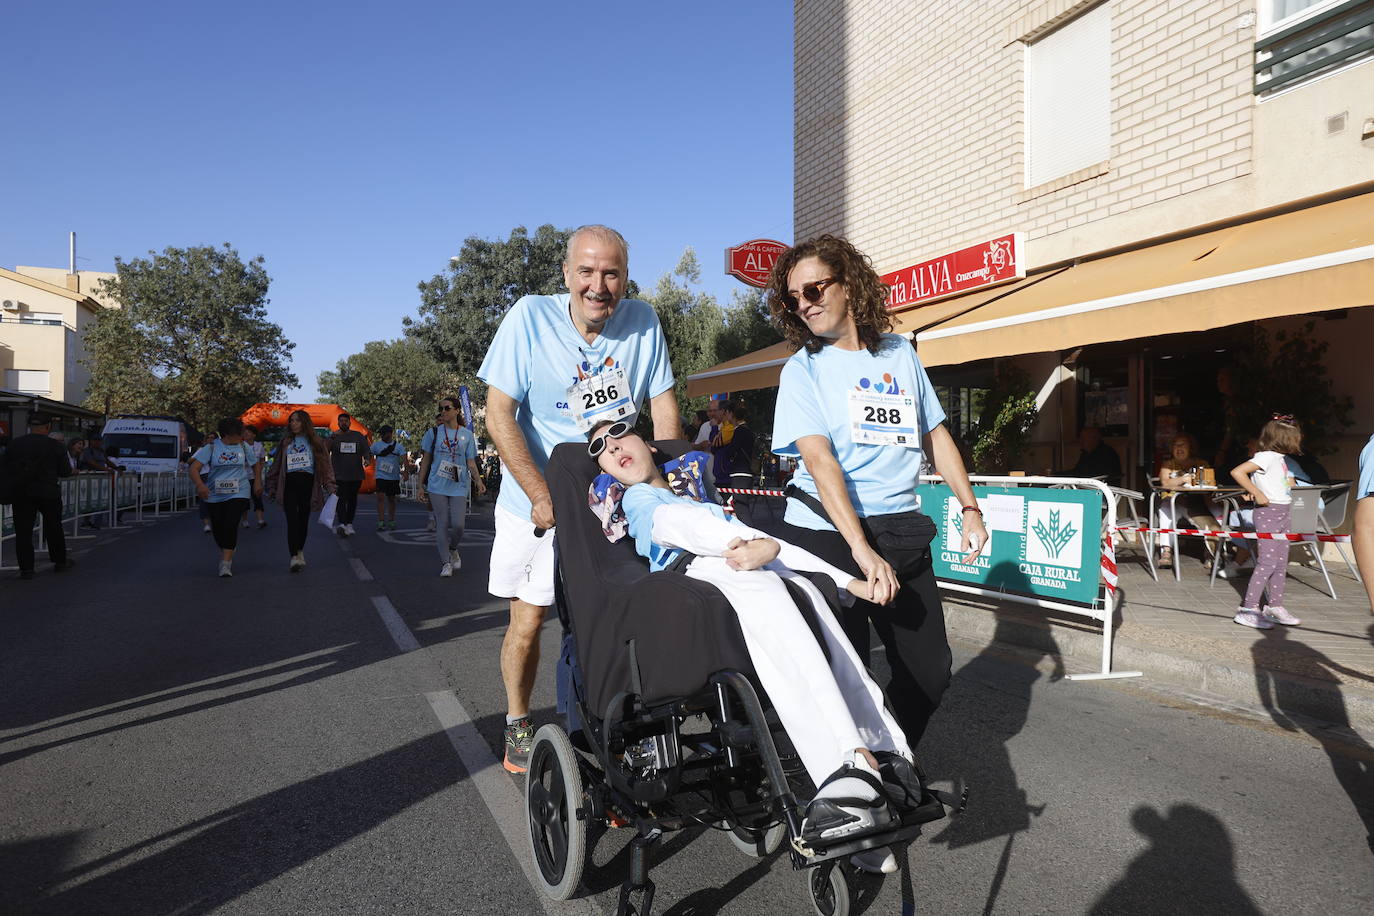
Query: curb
941,596,1374,734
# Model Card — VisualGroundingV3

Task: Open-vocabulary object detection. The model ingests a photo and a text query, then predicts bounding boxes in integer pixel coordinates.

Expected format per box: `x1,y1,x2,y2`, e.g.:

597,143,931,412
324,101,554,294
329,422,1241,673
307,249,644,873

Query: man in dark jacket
5,413,74,579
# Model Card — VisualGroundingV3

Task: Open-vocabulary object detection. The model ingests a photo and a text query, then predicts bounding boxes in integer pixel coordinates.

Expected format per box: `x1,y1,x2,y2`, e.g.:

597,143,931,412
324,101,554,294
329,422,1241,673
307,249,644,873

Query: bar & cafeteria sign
881,232,1025,310
724,239,789,288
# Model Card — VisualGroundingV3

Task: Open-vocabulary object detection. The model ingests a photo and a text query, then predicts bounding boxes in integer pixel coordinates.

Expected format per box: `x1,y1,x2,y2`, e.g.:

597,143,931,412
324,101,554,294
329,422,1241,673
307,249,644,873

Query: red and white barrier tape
1101,538,1118,594
718,487,788,497
1113,525,1350,543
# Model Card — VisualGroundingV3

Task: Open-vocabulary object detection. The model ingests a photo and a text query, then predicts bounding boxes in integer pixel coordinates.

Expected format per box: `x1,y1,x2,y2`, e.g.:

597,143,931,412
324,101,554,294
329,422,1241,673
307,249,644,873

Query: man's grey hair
565,224,629,268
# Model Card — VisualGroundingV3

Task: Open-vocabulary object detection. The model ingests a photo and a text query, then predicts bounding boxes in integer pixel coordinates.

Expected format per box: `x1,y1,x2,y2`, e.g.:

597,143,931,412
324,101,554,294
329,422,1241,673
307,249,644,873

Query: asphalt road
2,499,1372,915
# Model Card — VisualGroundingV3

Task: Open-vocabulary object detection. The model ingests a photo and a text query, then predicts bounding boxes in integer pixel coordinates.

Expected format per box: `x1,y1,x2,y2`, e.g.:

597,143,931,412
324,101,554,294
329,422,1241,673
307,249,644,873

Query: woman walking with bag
265,409,336,572
417,396,486,577
188,418,263,578
766,235,987,751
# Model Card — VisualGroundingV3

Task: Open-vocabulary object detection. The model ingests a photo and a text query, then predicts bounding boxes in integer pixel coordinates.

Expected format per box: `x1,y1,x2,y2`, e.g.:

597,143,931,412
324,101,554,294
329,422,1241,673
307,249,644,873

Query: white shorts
488,502,556,606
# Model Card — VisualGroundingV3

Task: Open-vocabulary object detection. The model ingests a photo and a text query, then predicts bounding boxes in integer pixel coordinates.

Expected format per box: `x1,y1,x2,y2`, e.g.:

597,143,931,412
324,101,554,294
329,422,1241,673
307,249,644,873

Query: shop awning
686,188,1374,393
915,190,1374,367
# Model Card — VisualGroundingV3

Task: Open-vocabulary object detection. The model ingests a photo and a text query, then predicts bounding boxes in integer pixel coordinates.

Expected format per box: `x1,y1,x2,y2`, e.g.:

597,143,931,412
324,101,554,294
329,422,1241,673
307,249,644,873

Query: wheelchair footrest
790,820,926,865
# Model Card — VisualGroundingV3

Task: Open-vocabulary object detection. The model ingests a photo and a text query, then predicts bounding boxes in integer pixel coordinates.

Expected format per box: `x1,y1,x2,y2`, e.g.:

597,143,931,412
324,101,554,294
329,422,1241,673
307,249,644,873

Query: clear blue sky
4,0,794,401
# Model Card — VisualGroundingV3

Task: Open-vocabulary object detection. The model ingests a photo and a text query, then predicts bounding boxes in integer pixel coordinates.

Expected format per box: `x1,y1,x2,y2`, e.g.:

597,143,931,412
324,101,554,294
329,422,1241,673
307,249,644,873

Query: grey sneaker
1263,606,1301,626
344,523,356,536
439,562,453,578
1233,608,1272,629
450,549,462,570
218,561,233,578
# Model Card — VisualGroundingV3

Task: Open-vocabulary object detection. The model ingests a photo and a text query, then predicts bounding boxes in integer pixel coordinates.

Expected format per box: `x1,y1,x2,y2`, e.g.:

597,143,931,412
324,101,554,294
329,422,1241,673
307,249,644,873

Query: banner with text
917,483,1101,606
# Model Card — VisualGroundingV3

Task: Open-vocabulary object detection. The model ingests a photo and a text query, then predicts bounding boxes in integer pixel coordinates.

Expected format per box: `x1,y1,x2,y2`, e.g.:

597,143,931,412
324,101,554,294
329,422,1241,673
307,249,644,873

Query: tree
317,339,460,449
85,244,297,432
1228,321,1353,454
404,224,572,402
970,365,1039,473
644,248,727,421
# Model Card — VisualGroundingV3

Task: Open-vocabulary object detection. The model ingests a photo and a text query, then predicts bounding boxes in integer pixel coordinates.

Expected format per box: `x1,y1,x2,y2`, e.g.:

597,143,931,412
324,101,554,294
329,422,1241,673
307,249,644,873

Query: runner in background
418,396,486,577
196,431,217,534
242,424,268,529
188,418,262,578
265,409,336,572
328,413,370,536
370,425,402,531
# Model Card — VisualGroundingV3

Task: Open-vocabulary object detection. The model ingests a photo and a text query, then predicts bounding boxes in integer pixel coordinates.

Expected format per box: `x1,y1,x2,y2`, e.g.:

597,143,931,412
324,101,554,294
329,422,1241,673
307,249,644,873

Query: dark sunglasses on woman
587,421,633,458
781,276,839,312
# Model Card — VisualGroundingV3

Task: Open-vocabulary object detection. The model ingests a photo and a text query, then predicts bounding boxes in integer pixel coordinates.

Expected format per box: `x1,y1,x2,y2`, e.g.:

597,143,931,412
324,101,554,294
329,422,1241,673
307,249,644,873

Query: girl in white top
1230,415,1304,629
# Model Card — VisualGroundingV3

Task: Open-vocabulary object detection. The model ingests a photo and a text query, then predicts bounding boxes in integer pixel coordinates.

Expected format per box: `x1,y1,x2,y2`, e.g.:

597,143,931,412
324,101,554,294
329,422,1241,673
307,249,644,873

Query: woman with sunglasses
418,396,486,577
766,235,987,751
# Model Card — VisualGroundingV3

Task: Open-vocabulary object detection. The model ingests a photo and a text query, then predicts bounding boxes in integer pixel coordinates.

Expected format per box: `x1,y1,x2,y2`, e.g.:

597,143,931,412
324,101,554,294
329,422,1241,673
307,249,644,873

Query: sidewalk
942,541,1374,732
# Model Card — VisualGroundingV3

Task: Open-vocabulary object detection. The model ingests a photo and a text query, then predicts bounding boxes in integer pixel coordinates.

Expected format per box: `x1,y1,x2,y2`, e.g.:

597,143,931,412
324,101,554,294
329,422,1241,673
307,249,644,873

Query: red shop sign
881,232,1025,310
725,239,789,288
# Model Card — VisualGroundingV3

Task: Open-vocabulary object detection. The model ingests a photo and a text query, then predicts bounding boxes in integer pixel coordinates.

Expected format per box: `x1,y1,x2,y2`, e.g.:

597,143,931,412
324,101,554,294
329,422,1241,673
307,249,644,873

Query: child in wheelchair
587,419,926,872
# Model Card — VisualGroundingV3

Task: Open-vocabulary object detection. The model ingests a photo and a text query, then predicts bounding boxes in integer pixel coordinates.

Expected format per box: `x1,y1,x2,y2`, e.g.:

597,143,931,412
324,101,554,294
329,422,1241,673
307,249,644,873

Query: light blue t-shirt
772,334,946,532
192,440,256,503
1358,433,1374,500
370,440,402,481
622,483,740,572
281,436,315,474
478,293,675,521
421,425,476,497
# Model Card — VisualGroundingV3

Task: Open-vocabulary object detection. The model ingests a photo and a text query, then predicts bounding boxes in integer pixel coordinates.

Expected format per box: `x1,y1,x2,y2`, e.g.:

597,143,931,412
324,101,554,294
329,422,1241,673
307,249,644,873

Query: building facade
0,266,115,410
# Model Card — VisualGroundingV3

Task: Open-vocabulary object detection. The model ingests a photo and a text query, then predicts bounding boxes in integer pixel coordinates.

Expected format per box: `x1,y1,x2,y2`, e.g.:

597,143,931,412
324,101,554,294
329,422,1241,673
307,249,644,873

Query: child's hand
845,577,892,605
723,537,779,571
1253,493,1269,506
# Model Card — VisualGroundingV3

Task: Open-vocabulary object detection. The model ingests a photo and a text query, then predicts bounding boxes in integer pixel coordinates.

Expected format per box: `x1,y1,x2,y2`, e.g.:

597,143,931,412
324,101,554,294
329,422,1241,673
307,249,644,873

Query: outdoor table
1147,483,1247,582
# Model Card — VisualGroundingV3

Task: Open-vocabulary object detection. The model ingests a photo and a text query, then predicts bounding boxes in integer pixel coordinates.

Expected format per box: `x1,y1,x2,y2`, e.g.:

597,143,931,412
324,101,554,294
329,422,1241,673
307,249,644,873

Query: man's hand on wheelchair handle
852,542,897,606
530,492,556,530
723,536,779,571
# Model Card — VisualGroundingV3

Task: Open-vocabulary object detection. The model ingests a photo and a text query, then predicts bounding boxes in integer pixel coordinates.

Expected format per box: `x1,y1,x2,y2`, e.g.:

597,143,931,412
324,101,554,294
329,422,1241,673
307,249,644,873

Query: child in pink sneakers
1230,415,1304,629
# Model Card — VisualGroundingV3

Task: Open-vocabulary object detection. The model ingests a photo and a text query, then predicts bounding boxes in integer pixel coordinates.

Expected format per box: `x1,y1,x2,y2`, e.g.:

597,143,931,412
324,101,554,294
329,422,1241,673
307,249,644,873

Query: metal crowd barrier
1,470,195,570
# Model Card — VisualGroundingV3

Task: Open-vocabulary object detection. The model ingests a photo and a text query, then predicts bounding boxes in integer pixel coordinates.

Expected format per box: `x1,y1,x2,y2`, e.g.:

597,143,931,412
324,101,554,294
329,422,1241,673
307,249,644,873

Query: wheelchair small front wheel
526,724,587,901
808,861,851,916
723,820,786,858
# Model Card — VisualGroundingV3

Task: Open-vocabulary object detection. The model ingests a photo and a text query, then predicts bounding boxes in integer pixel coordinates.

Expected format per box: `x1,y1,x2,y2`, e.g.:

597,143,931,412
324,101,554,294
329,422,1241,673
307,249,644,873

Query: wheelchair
526,441,962,916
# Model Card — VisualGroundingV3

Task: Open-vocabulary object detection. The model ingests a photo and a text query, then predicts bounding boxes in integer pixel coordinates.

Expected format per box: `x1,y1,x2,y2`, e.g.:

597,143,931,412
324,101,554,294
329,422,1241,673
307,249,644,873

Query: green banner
917,483,1102,606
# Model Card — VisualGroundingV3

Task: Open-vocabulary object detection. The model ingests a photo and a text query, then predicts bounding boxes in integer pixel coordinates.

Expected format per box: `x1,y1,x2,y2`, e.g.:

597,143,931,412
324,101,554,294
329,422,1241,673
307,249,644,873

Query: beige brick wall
795,0,1261,272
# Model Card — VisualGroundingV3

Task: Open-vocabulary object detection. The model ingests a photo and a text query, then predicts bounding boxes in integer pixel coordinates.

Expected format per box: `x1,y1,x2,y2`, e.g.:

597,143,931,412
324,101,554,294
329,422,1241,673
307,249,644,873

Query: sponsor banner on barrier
917,483,1101,606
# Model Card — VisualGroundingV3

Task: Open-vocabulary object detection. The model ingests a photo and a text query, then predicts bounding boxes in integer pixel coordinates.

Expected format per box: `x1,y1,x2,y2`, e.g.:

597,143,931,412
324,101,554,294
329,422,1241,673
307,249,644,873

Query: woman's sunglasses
781,276,839,312
587,421,632,458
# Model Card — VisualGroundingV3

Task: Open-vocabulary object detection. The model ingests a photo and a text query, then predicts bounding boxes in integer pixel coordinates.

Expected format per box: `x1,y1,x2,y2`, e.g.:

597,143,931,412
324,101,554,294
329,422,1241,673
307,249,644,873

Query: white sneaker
218,560,232,578
296,552,306,568
1263,606,1301,626
1233,608,1273,629
850,847,899,874
289,554,303,573
344,523,356,536
439,562,453,578
450,549,462,570
203,522,211,533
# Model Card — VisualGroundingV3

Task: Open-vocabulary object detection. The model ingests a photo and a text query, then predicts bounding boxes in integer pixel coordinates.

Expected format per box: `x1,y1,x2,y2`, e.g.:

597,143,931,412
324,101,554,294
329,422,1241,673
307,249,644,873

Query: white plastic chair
1290,486,1338,599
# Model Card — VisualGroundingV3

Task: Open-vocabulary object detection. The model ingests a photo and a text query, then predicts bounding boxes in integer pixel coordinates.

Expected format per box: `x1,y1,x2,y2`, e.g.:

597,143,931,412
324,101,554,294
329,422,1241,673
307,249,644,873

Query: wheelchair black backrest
545,439,755,717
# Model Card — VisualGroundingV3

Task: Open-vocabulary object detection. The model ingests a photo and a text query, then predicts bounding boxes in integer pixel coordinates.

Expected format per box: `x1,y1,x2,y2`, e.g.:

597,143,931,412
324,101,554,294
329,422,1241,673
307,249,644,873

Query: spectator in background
1355,432,1374,614
81,433,124,474
67,438,86,472
1059,426,1123,487
685,409,708,444
4,412,74,579
1154,434,1210,569
694,400,722,447
327,413,370,537
715,399,756,486
242,425,268,529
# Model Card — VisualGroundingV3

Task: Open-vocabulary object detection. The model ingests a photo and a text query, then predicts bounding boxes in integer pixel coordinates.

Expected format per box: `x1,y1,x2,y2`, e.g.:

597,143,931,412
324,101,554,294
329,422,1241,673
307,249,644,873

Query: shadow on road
1253,623,1374,855
1089,804,1260,914
11,731,464,915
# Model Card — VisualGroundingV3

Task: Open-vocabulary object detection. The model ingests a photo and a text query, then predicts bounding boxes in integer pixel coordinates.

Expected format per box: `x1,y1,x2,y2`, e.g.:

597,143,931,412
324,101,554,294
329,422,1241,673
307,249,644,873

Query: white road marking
349,557,373,581
367,595,603,915
369,596,420,652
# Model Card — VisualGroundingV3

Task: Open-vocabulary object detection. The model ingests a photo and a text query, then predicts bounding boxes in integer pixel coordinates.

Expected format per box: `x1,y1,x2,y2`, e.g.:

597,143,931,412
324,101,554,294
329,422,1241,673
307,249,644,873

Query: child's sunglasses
587,421,633,458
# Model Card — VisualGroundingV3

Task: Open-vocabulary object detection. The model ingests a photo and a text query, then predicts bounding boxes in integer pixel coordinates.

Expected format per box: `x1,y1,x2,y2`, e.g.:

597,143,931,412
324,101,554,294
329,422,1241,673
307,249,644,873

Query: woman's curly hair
766,234,893,354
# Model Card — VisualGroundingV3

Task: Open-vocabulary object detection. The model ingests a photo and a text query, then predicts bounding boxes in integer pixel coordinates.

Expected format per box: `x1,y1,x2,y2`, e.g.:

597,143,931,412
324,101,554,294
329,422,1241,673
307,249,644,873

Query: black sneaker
54,560,76,573
19,569,34,580
503,717,535,774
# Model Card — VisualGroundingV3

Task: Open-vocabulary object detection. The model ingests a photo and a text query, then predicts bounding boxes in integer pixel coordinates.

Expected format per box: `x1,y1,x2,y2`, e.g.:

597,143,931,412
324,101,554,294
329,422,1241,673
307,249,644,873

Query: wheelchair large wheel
526,724,587,901
724,820,786,858
808,862,851,916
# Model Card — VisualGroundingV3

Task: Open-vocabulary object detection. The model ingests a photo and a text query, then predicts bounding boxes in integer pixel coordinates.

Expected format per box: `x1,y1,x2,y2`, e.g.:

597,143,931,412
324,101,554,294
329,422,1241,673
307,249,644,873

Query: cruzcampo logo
1032,509,1078,559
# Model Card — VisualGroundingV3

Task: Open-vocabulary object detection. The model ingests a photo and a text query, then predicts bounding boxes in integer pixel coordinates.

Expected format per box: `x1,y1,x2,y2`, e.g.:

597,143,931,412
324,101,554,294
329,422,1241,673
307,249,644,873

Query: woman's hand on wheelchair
853,542,897,606
723,536,779,570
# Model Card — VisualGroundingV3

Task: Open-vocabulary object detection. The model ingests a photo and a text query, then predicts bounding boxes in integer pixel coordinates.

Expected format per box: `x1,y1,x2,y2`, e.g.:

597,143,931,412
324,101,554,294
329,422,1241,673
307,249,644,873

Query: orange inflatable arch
240,403,376,494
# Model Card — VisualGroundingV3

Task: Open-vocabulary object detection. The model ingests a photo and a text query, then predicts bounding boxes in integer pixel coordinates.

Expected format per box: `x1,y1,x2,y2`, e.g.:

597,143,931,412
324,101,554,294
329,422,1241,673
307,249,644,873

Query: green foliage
970,365,1039,473
1228,321,1353,453
404,224,571,403
642,250,783,429
317,339,460,450
85,244,297,432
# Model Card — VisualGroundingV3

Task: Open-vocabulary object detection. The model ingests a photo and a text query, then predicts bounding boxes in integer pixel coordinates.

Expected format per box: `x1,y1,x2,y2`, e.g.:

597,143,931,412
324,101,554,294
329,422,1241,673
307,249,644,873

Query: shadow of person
922,561,1065,914
1090,804,1260,914
1254,624,1374,855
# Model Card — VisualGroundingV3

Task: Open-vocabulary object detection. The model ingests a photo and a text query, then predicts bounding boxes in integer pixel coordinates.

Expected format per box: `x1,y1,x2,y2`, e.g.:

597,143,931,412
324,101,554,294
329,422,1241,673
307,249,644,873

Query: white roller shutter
1025,2,1112,188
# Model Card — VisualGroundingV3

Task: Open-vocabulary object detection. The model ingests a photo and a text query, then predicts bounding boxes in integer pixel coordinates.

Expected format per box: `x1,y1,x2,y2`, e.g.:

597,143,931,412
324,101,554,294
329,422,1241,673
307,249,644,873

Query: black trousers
776,520,953,747
207,498,249,550
335,480,361,525
12,497,66,571
283,472,314,555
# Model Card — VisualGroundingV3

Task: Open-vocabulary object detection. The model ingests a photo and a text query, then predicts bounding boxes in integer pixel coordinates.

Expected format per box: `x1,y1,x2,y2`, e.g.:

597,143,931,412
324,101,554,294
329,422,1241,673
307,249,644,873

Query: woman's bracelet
961,505,982,515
